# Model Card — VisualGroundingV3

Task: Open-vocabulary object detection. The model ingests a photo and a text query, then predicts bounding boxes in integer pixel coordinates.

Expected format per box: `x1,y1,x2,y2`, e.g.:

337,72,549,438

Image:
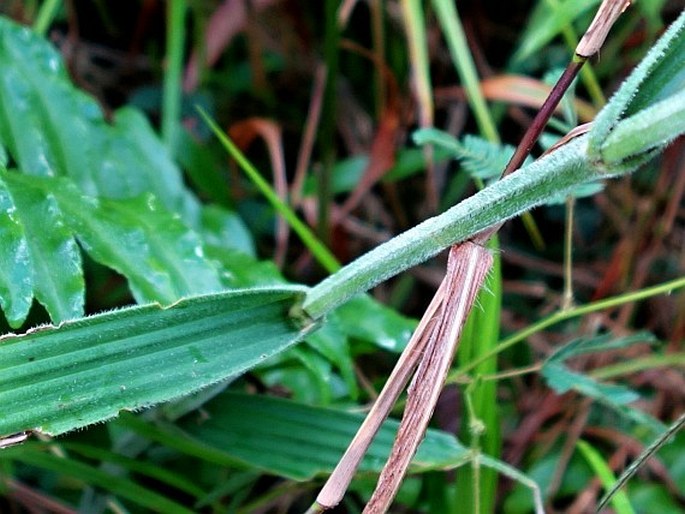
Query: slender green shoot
576,439,635,514
431,0,500,144
198,108,340,273
451,275,685,380
162,0,187,155
591,353,685,380
32,0,62,36
562,195,575,310
598,412,685,511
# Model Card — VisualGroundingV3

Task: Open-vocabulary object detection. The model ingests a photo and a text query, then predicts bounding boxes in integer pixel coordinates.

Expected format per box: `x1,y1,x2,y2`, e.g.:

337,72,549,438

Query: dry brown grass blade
183,0,280,92
363,243,493,513
313,277,448,510
227,118,290,267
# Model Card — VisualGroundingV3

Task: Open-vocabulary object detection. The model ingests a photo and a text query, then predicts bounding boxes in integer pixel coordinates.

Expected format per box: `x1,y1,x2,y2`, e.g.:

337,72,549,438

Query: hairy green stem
304,135,592,318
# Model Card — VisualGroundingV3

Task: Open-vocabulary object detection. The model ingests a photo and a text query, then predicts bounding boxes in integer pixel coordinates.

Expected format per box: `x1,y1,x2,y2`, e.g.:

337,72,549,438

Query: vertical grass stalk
162,0,187,155
33,0,62,36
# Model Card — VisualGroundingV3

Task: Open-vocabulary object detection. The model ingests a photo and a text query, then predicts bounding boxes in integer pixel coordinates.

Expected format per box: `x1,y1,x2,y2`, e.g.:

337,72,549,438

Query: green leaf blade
0,287,313,436
53,183,222,303
0,177,32,327
4,173,84,323
178,392,469,481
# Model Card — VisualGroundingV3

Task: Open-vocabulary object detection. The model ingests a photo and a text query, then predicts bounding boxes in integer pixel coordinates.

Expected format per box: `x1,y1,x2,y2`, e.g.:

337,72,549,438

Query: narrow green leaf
0,178,32,326
0,286,313,436
542,362,639,405
601,88,685,164
548,332,656,363
577,439,636,514
4,173,84,323
513,0,600,62
455,247,503,514
589,10,685,156
431,0,499,143
0,444,196,514
60,442,207,498
199,108,341,274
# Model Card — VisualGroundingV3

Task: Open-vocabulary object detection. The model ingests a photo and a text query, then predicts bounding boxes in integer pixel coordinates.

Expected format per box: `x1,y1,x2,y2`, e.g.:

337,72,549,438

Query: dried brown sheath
314,278,448,509
363,243,493,513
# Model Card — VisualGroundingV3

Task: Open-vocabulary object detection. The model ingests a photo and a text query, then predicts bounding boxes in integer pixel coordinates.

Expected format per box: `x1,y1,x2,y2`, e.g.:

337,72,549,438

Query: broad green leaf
334,295,415,352
0,19,94,184
168,391,543,509
200,204,256,257
100,107,202,222
177,392,470,481
0,443,195,514
3,172,222,305
0,286,313,436
0,17,199,218
5,174,84,323
0,179,32,326
304,319,358,400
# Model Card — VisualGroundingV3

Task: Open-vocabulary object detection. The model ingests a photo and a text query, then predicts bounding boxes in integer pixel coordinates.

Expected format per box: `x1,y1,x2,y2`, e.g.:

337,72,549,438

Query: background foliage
0,1,684,513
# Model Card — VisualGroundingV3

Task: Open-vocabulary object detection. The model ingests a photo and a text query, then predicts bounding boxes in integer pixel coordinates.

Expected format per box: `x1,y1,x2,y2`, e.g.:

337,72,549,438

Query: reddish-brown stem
502,59,585,179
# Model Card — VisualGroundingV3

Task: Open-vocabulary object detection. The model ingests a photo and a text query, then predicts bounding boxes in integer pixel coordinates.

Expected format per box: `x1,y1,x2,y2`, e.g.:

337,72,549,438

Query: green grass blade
162,0,186,154
0,443,195,514
198,108,340,274
0,286,313,436
431,0,499,143
455,248,502,514
401,0,433,125
32,0,62,36
576,439,636,514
